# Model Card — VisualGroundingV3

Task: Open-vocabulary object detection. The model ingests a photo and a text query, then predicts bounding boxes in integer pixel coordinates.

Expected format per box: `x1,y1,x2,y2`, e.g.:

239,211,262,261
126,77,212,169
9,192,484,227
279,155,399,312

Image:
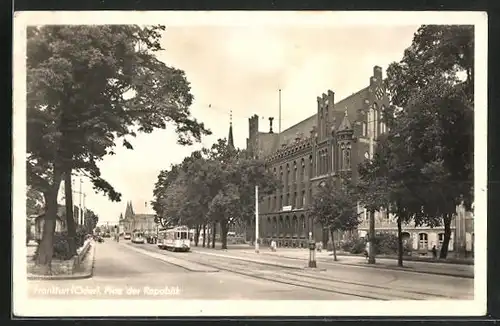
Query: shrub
33,228,89,261
341,238,366,254
374,233,399,255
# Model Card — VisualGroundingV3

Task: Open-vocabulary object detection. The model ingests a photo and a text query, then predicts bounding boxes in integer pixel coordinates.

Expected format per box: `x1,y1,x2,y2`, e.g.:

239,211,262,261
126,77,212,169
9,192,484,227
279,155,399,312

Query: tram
131,231,145,244
157,226,190,252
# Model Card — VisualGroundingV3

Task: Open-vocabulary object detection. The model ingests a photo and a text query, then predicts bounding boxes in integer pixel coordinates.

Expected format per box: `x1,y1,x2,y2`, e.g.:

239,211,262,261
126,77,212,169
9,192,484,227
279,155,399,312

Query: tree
357,133,429,267
84,209,99,233
27,187,45,217
27,25,211,273
385,25,473,259
309,176,359,261
151,138,280,250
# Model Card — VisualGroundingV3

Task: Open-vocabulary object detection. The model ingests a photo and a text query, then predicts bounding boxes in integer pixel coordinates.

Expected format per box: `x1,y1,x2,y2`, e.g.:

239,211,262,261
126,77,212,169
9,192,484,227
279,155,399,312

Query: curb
223,251,473,279
27,243,96,281
336,261,474,279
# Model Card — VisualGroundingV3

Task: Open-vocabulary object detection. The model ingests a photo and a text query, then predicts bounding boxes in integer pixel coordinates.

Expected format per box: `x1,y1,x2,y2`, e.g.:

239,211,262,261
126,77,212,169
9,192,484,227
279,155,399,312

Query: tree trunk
35,170,63,274
330,228,337,261
221,221,228,250
397,215,404,267
368,209,376,264
194,225,200,247
64,169,77,256
211,222,216,248
440,213,452,259
202,224,206,247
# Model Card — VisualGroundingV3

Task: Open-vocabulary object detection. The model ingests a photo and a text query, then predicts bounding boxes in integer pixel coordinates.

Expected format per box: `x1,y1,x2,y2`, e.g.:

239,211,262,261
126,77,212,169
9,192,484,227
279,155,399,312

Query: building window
301,190,306,208
309,155,313,178
293,192,297,208
301,159,305,181
279,195,282,209
419,233,428,250
293,161,297,183
362,122,367,137
438,233,445,248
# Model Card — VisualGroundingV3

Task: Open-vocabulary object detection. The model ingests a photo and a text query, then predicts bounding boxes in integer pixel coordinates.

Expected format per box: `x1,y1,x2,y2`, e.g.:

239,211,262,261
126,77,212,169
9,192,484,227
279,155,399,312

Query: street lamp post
308,231,317,268
255,185,259,253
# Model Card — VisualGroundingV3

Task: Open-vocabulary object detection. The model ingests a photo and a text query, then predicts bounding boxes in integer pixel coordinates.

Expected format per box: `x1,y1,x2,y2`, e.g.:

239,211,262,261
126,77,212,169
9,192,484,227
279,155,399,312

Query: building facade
246,66,474,254
119,201,157,234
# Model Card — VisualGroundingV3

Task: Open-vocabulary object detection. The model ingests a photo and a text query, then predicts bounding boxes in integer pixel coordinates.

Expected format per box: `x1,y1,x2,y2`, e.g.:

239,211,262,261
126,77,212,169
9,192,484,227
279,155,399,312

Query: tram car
131,231,145,244
157,226,190,252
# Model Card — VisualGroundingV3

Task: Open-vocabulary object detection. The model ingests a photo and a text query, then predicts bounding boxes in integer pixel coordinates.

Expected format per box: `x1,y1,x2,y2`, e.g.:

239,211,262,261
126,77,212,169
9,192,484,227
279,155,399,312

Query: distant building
119,201,156,234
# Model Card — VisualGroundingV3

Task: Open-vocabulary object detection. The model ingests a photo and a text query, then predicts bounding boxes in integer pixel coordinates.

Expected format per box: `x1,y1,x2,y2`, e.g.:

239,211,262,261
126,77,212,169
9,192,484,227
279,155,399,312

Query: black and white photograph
13,11,487,317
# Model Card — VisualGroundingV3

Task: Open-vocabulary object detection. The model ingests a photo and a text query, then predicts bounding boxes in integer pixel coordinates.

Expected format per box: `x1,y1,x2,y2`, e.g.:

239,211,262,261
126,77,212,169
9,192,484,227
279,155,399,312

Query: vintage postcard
13,11,487,317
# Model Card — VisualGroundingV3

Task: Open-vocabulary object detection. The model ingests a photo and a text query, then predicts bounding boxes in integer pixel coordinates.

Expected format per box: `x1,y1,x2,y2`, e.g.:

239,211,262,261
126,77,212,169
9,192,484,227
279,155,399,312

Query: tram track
124,243,471,300
180,253,459,300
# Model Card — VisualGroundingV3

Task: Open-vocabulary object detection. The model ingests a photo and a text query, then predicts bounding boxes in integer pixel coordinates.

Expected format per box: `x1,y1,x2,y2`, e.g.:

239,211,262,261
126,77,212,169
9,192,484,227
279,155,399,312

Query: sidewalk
214,247,474,278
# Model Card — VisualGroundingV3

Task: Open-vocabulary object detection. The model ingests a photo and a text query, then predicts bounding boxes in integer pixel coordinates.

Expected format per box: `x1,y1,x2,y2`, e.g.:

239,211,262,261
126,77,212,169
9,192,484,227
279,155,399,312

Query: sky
71,22,421,225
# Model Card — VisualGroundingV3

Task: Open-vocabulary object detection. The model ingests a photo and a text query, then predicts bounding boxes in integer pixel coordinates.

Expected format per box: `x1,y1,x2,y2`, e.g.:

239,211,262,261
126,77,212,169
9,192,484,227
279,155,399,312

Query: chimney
269,117,274,133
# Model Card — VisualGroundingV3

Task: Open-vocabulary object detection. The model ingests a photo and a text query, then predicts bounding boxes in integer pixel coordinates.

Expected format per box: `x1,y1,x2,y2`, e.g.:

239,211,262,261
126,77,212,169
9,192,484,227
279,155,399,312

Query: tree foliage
27,25,210,271
152,138,280,249
362,25,474,260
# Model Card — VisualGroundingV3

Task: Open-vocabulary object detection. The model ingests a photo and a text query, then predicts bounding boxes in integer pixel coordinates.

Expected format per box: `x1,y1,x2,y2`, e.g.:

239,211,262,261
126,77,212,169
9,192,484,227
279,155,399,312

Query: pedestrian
364,241,370,261
270,239,277,252
432,245,437,259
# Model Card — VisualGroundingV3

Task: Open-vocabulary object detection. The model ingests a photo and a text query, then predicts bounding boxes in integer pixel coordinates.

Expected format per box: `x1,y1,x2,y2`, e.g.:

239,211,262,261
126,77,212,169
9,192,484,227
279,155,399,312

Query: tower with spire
228,110,234,149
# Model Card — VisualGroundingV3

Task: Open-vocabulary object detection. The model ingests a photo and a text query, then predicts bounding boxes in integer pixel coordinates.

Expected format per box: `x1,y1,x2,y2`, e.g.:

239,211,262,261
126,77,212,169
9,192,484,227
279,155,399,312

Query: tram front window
180,232,188,239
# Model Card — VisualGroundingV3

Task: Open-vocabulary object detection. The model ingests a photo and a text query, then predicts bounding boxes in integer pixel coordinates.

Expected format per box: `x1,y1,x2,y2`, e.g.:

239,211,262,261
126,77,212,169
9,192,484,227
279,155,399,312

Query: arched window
286,164,290,186
300,158,305,182
367,107,374,138
362,121,367,137
344,147,351,170
309,155,313,178
380,105,387,134
301,190,306,208
419,233,428,249
293,192,297,208
293,161,297,183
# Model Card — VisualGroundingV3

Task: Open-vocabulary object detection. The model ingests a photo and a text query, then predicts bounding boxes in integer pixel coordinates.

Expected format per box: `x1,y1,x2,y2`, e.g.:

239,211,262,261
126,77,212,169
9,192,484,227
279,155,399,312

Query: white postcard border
12,11,488,317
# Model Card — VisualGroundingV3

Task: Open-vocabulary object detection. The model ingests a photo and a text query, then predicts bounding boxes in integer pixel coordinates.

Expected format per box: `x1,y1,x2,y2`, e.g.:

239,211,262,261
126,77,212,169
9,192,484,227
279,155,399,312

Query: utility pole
278,89,282,134
255,185,259,253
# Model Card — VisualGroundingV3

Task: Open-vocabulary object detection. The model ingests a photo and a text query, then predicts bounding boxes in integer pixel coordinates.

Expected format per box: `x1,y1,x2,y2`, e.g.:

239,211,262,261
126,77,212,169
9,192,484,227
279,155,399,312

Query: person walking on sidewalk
364,241,371,262
432,245,437,259
270,239,277,252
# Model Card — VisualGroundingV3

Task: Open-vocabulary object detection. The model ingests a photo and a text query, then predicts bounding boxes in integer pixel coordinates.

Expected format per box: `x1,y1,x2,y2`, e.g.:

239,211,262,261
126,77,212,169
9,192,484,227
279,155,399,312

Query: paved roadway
27,240,473,300
27,240,357,300
188,245,474,300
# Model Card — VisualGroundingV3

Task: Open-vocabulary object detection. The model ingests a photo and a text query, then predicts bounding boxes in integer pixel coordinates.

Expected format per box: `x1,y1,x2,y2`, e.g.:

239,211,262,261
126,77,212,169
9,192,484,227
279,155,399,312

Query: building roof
258,87,368,154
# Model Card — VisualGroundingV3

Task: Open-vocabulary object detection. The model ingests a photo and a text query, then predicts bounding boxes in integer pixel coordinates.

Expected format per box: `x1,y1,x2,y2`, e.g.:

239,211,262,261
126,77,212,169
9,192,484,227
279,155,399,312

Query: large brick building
246,66,474,254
